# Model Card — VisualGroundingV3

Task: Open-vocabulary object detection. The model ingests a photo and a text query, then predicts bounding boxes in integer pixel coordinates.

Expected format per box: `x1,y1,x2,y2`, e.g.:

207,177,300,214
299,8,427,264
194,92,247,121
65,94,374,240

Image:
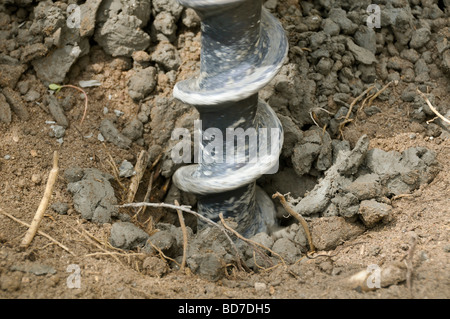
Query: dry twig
135,153,162,218
219,213,282,267
416,89,450,125
21,151,59,248
127,150,149,203
174,200,188,271
339,85,377,138
405,232,418,294
0,208,74,255
367,81,393,107
119,201,245,271
102,144,126,191
272,192,315,253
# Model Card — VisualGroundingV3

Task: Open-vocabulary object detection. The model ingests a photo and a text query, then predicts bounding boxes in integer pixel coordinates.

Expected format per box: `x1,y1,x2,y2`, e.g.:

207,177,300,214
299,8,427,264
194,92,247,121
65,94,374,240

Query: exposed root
417,89,450,125
119,201,246,271
219,213,282,267
0,208,74,255
174,200,188,271
21,151,59,248
272,192,315,253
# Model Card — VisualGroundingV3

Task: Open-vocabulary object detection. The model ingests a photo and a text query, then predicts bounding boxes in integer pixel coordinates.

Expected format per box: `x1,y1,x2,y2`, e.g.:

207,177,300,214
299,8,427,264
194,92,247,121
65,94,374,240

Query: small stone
118,160,135,178
97,133,105,142
31,174,41,185
50,125,66,139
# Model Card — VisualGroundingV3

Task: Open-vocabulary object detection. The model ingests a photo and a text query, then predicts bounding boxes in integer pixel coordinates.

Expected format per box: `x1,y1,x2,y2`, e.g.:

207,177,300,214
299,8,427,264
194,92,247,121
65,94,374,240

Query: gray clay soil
0,0,449,299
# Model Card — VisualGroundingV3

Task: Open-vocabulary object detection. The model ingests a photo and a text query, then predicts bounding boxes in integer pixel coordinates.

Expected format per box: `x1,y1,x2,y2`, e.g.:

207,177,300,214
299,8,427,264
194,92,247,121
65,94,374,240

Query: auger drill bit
172,0,288,237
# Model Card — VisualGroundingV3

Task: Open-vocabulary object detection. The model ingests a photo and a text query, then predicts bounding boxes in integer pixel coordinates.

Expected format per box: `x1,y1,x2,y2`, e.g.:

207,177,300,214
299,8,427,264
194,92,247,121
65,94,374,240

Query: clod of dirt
99,119,132,149
94,0,151,57
346,38,377,65
144,230,179,258
46,95,68,128
150,41,181,71
127,67,157,102
153,11,177,41
0,272,22,292
50,202,69,215
258,168,317,201
292,127,333,175
240,232,275,269
358,199,392,228
0,63,26,89
109,221,150,250
272,237,302,264
365,147,440,196
142,256,169,277
2,87,29,120
66,168,118,223
152,0,183,20
0,93,12,124
188,253,226,282
310,216,365,251
11,262,56,276
79,0,103,38
181,8,200,29
185,223,236,281
343,173,385,201
32,44,87,84
293,135,370,216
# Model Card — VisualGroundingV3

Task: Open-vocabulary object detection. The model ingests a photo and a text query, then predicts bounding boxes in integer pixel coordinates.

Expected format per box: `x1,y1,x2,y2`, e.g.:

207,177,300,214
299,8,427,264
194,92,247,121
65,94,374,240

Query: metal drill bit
172,0,288,237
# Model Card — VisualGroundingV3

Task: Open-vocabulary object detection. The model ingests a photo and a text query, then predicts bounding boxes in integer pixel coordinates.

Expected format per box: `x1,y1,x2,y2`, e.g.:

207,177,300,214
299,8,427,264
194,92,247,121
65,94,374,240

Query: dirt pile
0,0,449,298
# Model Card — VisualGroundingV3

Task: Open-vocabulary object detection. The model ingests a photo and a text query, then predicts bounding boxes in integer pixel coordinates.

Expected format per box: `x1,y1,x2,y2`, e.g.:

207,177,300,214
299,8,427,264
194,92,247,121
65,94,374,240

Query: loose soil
0,0,449,299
